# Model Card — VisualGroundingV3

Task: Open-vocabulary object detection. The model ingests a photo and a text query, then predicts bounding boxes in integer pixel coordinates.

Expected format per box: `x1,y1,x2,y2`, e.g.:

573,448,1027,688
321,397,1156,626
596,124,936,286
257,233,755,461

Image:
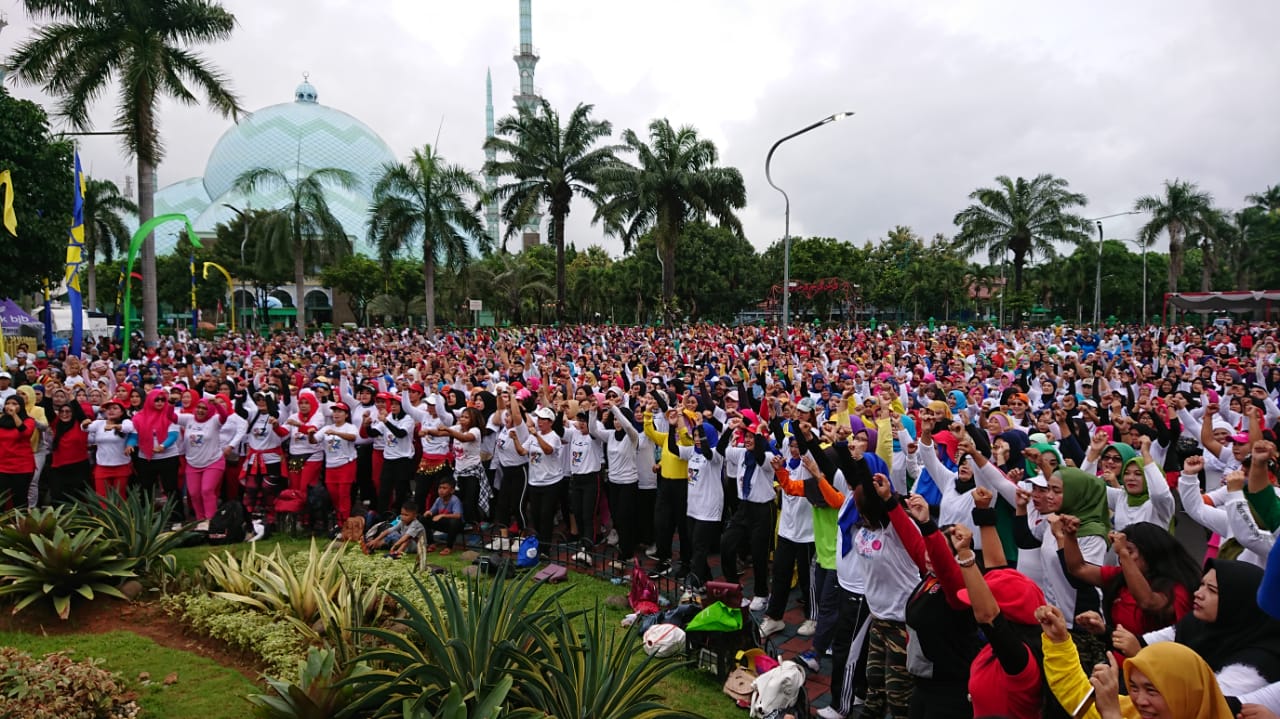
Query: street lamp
1088,211,1141,328
765,111,854,339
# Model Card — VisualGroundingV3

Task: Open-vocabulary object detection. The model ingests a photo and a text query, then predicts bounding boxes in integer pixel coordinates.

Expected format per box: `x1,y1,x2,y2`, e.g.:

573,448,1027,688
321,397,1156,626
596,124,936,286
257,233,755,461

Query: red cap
332,402,350,412
409,383,426,394
957,568,1045,625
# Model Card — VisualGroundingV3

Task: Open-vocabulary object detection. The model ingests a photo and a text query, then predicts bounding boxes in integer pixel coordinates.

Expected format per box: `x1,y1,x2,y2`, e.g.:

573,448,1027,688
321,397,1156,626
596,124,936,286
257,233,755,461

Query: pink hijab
133,389,177,458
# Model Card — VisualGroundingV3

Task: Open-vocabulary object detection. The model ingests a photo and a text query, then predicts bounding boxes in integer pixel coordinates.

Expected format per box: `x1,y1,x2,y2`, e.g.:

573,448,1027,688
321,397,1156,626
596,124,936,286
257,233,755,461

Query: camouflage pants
865,618,911,719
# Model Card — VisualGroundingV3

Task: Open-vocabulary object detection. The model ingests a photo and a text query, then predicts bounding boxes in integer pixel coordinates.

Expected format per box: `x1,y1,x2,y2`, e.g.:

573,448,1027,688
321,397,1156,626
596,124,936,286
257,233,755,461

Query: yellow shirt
643,412,692,480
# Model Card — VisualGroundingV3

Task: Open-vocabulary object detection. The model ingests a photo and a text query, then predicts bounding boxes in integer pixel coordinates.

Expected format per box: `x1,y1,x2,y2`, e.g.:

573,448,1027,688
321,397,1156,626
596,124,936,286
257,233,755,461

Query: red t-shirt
51,422,90,468
1099,565,1192,637
969,644,1042,719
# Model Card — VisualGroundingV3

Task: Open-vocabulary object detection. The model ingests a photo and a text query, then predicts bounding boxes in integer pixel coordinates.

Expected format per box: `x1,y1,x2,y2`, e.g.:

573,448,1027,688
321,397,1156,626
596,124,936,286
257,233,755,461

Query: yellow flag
0,170,15,236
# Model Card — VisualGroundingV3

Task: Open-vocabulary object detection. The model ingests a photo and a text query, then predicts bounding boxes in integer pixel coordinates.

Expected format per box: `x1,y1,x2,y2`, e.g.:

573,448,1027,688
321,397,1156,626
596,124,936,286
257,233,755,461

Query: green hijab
1058,467,1111,541
1115,445,1150,508
1025,442,1065,478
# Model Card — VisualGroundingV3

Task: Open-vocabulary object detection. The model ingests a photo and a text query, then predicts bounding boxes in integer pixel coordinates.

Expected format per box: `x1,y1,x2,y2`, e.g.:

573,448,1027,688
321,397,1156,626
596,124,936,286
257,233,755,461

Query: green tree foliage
368,145,490,335
953,174,1089,292
9,0,243,344
81,178,137,311
320,255,384,325
596,119,746,324
1134,179,1216,295
484,99,621,320
0,89,72,296
470,248,555,325
234,167,356,334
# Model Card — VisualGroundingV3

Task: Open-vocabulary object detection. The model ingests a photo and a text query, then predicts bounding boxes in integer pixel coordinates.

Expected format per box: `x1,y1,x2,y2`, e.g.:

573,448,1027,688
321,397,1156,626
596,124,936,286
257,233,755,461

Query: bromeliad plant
0,524,135,619
247,647,369,719
339,569,571,718
71,488,190,582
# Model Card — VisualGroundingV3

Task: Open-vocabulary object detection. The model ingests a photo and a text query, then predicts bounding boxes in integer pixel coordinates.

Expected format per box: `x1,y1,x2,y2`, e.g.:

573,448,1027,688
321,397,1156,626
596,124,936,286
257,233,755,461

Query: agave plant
402,675,512,719
70,489,189,581
0,525,135,619
247,647,368,719
340,570,572,718
0,505,78,551
509,603,698,719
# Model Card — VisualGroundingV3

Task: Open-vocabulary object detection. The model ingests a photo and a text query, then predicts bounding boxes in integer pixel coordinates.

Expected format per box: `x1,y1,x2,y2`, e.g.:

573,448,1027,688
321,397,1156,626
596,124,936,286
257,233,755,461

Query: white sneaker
748,596,768,612
645,545,659,559
759,616,786,636
485,537,507,551
573,550,591,565
797,619,818,636
816,706,845,719
250,520,266,542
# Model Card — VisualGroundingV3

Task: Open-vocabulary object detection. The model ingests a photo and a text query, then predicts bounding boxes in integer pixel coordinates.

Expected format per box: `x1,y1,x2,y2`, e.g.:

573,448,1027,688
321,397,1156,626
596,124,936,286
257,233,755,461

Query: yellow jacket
643,412,693,480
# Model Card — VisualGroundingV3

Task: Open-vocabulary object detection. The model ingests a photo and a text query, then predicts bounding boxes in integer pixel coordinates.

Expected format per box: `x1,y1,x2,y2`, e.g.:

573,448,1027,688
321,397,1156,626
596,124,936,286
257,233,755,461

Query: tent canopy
1165,291,1280,314
0,298,39,332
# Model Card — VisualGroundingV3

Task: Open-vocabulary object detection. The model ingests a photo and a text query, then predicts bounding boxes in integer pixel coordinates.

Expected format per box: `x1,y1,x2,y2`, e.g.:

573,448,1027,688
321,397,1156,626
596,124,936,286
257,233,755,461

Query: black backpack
207,500,248,544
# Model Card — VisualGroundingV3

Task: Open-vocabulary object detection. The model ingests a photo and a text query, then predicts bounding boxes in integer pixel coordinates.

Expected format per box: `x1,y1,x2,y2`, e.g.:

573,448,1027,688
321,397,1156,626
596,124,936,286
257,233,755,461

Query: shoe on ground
748,596,768,612
648,561,670,580
798,650,820,673
816,706,845,719
797,619,818,637
661,562,686,579
573,550,592,565
485,537,507,551
759,616,786,637
645,545,660,559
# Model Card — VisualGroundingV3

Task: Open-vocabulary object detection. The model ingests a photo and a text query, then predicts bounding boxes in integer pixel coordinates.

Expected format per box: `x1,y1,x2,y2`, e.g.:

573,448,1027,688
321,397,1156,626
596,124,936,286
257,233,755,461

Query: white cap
0,372,9,379
534,407,556,421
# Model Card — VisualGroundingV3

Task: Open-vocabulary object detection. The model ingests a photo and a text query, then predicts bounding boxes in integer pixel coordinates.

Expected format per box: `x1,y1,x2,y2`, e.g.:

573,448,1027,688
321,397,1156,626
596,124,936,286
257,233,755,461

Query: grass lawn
0,630,259,719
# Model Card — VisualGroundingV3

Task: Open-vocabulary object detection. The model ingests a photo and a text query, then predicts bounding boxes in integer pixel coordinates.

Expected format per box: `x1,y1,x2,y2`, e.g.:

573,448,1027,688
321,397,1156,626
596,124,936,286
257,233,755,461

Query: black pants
413,466,452,515
133,456,181,521
379,457,415,515
527,480,561,542
569,471,600,546
607,481,639,559
44,461,91,506
686,517,721,586
456,465,485,525
720,499,775,596
722,473,741,522
430,515,465,549
355,444,375,505
636,486,656,546
767,537,815,620
653,476,690,565
242,461,284,516
495,464,528,531
829,588,872,715
908,677,971,719
0,472,33,510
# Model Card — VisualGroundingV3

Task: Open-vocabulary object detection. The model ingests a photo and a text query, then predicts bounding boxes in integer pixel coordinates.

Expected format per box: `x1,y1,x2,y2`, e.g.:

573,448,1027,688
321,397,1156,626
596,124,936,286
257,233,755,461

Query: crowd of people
3,319,1280,718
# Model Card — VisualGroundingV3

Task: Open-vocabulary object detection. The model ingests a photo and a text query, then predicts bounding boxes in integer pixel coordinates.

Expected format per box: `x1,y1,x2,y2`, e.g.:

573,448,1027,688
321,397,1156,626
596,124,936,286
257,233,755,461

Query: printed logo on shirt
189,432,205,448
253,424,267,438
571,450,585,466
855,527,883,556
327,436,343,453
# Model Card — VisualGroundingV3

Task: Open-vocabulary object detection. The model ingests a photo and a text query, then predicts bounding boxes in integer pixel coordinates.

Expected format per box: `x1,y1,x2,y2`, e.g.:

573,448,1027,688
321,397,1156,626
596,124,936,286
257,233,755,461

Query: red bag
628,560,659,615
273,488,305,514
705,581,744,609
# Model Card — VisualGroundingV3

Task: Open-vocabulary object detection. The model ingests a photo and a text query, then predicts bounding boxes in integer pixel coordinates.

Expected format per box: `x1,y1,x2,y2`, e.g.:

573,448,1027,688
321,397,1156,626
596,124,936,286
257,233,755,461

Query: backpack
306,483,331,527
364,519,393,542
515,535,540,568
273,488,306,514
207,500,248,544
629,560,660,614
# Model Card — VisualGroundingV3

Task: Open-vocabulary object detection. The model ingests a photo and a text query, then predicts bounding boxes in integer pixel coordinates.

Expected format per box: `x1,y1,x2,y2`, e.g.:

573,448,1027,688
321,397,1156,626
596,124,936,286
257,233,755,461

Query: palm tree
368,145,490,335
475,251,554,325
1247,185,1280,213
484,99,621,320
595,119,746,324
952,174,1089,292
81,178,137,311
234,167,355,334
1134,180,1216,294
9,0,242,346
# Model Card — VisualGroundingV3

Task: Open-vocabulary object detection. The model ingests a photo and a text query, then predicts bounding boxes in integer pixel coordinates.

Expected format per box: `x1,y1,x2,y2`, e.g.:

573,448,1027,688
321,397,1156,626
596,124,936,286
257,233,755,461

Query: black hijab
1174,559,1280,682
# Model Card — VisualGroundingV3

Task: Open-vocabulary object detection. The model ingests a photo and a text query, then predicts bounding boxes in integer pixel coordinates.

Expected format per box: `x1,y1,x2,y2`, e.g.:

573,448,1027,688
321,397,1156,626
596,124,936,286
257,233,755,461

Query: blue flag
66,153,86,356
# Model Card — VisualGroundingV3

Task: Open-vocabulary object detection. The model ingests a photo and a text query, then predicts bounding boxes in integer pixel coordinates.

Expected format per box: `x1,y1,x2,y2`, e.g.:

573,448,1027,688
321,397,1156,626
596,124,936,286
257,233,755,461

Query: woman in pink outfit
178,398,228,521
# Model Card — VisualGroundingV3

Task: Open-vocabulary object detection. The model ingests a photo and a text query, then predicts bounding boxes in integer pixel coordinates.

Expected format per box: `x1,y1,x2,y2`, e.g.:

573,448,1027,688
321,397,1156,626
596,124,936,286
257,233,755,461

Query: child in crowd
364,501,426,557
424,476,465,555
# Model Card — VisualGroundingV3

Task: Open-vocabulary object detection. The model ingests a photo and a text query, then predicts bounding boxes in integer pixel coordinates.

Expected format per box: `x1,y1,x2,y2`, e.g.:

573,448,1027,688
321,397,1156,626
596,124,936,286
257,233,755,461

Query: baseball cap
796,397,817,413
0,372,10,379
533,407,556,421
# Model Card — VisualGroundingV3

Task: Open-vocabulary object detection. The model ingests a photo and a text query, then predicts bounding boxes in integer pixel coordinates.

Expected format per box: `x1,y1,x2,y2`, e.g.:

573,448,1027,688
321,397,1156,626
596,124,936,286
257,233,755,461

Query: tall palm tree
81,178,137,311
234,167,355,334
475,251,554,325
1134,179,1215,294
952,174,1089,292
595,119,745,324
368,145,490,335
484,98,621,321
1247,185,1280,213
9,0,242,346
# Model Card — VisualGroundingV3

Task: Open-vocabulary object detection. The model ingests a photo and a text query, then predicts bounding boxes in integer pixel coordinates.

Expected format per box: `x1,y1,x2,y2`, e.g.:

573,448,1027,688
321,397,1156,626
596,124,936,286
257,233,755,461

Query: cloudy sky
5,0,1279,260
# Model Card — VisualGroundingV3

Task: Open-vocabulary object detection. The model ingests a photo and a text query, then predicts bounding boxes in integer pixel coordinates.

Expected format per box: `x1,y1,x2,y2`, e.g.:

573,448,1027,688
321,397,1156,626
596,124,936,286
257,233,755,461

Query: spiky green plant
402,675,512,719
509,602,699,719
247,647,368,719
70,488,189,582
339,569,572,718
0,525,135,619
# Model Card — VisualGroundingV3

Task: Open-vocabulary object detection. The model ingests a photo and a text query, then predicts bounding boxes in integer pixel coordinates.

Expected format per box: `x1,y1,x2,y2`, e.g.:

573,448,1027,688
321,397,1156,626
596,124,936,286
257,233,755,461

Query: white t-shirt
87,418,135,467
524,431,563,487
679,445,724,522
492,416,529,467
451,425,482,471
565,425,603,475
286,412,324,461
178,414,225,469
316,422,358,468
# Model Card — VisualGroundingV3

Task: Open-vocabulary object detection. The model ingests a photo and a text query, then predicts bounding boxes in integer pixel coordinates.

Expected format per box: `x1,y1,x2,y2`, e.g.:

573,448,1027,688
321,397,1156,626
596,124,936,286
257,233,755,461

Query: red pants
222,459,242,501
326,461,356,522
372,449,384,496
288,458,323,492
94,463,133,499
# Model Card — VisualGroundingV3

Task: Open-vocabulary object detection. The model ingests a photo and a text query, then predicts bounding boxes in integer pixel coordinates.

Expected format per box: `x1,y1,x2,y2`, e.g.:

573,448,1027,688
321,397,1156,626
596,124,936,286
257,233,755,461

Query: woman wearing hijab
1114,559,1280,698
284,390,326,493
88,399,135,498
1102,436,1175,531
15,385,48,508
131,389,182,506
237,389,287,516
1038,603,1234,719
0,395,37,508
177,398,229,523
46,398,92,504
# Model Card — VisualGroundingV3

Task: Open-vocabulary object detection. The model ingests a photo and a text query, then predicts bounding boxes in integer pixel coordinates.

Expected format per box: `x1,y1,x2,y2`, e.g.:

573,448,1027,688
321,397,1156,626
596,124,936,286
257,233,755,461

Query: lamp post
1088,211,1141,328
765,111,854,339
1117,237,1149,326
